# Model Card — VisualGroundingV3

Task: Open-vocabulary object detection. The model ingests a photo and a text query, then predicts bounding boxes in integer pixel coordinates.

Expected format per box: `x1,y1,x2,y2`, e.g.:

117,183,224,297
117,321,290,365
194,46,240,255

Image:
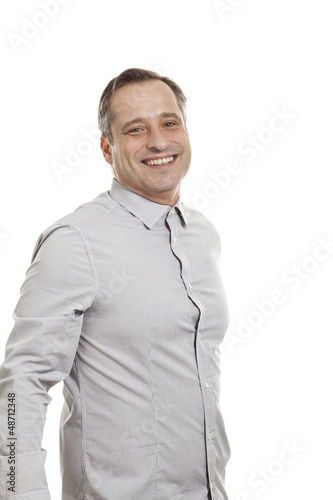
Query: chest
86,223,228,345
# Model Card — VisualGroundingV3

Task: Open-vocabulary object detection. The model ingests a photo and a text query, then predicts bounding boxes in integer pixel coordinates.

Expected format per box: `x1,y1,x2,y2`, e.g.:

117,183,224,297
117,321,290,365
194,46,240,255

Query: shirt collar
109,179,188,229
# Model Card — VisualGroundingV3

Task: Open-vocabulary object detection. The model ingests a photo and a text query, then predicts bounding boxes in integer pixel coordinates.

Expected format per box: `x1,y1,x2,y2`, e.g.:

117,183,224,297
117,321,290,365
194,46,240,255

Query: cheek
181,137,191,161
178,131,191,149
122,141,145,162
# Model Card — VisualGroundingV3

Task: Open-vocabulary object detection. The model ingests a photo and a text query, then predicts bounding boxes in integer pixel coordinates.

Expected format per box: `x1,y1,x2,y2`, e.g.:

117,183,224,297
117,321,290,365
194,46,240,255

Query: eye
163,121,176,128
128,127,143,134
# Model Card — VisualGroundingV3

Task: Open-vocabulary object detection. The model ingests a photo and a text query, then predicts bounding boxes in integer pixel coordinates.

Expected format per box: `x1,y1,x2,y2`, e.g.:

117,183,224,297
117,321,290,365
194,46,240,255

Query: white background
1,1,332,498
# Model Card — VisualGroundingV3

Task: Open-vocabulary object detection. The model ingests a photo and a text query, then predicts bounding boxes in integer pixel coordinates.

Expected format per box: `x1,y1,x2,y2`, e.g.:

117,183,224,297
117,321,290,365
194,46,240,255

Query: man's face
100,79,192,205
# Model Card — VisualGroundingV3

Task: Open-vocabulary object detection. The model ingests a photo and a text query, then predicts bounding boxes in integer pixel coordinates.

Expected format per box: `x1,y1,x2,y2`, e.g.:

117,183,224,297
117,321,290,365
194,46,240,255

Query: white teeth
145,156,174,166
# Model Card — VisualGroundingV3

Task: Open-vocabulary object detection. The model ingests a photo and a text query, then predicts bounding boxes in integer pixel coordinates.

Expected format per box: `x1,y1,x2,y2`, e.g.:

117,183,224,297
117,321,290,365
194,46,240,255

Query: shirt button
205,381,210,388
173,236,177,243
208,432,211,440
170,208,175,215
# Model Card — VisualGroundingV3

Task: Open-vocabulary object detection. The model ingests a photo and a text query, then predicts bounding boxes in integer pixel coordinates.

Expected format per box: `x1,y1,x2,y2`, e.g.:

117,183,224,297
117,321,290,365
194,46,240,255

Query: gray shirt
0,179,230,500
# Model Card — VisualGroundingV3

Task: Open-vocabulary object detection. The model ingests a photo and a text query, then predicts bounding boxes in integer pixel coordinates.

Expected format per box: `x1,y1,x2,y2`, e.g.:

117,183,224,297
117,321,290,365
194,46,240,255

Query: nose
146,126,169,151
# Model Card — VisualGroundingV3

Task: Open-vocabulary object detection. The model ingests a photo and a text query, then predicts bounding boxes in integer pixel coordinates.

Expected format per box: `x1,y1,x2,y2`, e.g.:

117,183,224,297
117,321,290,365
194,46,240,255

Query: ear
100,135,113,165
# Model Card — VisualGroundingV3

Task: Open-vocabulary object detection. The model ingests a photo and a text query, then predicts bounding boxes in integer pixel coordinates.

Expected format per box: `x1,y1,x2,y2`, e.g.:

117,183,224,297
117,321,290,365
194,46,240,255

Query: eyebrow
121,112,182,131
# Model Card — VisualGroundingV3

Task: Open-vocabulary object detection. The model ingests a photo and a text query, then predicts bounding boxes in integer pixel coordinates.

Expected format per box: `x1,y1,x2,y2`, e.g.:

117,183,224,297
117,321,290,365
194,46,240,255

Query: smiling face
100,79,192,206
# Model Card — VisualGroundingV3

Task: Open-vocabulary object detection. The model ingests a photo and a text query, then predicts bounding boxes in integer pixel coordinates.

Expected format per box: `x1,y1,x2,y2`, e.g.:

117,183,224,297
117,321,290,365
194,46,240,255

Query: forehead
111,80,181,124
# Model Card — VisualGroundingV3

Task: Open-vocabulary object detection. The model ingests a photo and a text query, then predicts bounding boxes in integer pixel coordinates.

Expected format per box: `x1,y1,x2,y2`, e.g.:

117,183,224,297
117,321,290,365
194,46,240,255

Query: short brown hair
98,68,187,145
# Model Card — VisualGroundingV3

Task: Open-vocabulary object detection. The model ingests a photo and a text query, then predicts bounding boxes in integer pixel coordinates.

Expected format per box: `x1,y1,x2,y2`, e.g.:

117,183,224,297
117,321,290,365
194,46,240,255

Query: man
0,68,230,499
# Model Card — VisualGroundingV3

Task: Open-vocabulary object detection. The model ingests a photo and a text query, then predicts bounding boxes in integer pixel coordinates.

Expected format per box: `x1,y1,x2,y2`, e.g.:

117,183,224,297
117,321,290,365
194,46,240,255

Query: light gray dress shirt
0,179,230,500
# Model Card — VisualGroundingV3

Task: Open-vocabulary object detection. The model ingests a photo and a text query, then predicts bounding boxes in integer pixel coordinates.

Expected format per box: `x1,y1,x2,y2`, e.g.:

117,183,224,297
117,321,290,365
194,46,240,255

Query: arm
0,224,97,499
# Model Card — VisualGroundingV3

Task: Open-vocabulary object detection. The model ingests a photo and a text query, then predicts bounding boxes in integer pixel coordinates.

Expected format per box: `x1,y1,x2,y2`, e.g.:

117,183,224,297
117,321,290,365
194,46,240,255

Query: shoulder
31,190,117,260
52,190,116,227
182,204,221,243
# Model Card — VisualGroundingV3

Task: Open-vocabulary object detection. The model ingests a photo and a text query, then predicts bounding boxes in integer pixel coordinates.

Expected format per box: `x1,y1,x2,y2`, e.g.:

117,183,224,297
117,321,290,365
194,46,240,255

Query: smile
143,156,176,166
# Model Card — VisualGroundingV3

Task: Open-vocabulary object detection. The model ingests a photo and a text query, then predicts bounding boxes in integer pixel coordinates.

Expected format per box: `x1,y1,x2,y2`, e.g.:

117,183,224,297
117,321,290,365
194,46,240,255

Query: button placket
165,214,216,489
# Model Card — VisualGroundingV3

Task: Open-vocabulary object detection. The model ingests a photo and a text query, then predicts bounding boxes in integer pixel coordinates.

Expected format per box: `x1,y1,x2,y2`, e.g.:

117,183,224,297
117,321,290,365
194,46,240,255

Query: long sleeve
0,224,97,499
1,182,230,499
